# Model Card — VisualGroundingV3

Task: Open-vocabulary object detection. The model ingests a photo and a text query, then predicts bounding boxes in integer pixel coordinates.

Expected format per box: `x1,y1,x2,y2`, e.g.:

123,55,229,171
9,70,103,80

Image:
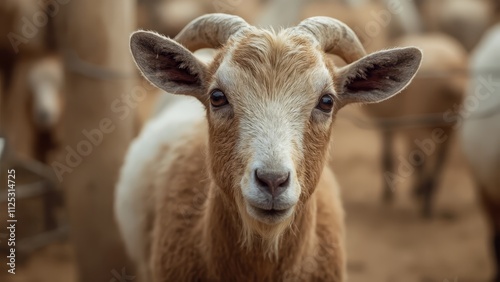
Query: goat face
206,30,337,226
130,14,422,237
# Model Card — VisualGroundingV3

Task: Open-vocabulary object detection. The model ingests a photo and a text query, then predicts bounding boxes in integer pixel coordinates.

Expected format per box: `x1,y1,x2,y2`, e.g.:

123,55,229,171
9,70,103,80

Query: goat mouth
247,205,293,224
255,207,289,216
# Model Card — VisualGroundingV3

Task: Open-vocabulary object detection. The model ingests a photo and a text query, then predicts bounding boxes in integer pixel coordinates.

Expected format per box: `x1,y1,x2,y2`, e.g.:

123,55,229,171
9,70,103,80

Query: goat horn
174,13,250,51
296,17,366,63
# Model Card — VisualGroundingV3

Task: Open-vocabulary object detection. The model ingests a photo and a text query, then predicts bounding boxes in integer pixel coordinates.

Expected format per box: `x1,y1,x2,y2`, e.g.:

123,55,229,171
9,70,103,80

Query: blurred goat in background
461,22,500,281
0,0,62,163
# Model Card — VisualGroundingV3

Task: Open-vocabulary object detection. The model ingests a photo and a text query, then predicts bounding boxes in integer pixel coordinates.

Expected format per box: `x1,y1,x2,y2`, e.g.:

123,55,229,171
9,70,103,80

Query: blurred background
0,0,499,281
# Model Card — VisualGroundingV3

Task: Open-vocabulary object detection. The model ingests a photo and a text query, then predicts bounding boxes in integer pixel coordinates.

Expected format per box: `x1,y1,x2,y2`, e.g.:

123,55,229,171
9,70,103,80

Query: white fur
115,95,205,260
461,24,500,199
32,85,60,127
29,57,63,128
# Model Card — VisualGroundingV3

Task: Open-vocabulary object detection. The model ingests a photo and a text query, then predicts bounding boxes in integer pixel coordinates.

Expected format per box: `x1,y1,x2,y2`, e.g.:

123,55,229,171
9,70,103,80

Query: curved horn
174,13,250,51
296,17,366,63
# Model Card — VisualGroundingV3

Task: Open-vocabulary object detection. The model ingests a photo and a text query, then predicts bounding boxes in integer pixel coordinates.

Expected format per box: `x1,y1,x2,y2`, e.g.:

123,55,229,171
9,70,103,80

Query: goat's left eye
210,89,229,107
316,94,334,112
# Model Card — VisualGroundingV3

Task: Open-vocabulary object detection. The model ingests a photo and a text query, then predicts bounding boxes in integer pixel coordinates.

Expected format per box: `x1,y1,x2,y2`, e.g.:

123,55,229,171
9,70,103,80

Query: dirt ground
332,107,491,282
0,106,492,282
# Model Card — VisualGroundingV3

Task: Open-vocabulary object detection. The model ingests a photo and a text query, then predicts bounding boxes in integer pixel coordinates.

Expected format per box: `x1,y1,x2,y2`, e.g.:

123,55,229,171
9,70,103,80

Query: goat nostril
255,169,290,197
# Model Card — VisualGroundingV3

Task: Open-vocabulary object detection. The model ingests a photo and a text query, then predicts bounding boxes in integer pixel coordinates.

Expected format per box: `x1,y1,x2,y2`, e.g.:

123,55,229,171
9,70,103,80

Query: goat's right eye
210,90,229,107
316,94,334,113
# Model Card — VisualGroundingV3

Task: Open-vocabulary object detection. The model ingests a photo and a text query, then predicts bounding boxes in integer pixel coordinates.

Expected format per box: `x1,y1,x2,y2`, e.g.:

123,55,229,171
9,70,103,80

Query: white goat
461,23,500,282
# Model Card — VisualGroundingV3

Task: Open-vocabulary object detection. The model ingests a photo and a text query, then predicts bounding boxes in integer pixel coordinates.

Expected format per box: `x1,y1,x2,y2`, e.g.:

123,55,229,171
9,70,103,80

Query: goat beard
235,199,297,261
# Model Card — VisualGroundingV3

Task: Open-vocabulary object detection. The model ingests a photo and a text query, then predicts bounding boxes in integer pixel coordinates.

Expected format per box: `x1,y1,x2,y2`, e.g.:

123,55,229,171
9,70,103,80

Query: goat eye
210,89,228,107
316,94,334,112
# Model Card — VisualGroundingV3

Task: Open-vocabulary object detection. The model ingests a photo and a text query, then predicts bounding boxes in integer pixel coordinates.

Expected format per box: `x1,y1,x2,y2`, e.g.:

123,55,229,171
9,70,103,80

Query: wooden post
55,1,137,280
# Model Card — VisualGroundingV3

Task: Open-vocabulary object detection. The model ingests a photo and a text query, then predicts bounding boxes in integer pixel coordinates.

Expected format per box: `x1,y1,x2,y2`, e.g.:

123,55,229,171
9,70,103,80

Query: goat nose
255,169,290,197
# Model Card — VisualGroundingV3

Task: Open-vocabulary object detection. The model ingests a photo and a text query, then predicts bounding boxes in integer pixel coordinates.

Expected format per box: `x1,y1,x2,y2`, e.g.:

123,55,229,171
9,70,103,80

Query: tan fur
145,124,345,281
232,31,317,77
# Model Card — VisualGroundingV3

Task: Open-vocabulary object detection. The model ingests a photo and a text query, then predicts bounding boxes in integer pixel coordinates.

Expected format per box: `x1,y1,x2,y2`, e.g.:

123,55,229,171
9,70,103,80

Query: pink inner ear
346,65,397,92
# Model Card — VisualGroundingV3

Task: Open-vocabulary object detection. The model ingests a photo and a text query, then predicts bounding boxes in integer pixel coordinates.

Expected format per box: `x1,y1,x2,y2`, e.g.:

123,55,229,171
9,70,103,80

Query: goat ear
335,47,422,106
130,31,207,99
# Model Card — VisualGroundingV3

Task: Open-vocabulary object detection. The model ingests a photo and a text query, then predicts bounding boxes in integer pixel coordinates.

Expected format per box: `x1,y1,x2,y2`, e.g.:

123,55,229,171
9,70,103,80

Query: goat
28,56,63,131
0,0,61,162
461,23,500,282
115,13,422,281
302,0,389,52
417,0,495,51
137,0,212,38
27,55,63,162
136,0,263,38
0,55,63,162
365,33,467,217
